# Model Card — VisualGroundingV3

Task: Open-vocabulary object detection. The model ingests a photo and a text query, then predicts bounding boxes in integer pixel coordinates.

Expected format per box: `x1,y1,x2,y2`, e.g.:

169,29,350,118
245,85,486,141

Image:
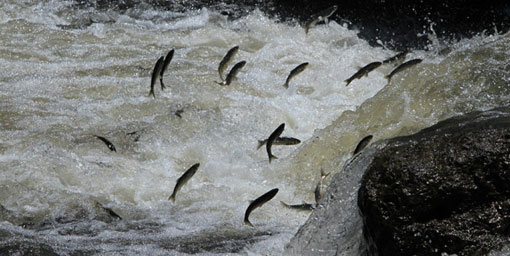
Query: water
1,1,510,255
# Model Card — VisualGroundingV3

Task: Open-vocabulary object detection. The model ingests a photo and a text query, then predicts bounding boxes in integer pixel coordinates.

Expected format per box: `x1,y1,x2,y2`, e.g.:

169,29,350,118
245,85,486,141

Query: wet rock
284,139,378,255
358,106,510,255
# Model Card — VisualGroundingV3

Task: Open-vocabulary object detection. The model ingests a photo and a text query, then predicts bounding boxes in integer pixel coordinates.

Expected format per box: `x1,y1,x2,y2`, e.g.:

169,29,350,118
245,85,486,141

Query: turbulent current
1,1,510,255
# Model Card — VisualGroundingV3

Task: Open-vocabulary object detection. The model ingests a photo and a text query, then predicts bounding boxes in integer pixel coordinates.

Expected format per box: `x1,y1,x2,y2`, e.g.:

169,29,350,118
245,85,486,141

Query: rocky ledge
286,106,510,255
359,106,510,255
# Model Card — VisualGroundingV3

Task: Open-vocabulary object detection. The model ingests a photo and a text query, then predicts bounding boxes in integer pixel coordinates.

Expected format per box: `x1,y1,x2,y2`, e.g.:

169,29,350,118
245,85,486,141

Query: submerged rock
358,106,510,255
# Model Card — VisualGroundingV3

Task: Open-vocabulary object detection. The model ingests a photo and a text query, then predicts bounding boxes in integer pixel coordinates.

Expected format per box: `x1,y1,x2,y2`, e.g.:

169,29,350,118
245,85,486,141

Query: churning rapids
1,1,510,255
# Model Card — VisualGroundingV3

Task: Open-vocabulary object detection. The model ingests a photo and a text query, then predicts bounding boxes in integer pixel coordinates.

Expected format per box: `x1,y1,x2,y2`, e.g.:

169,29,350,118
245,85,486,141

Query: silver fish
169,163,200,202
314,169,330,204
95,202,122,220
244,188,279,227
283,62,308,88
353,135,373,155
94,135,116,152
345,61,382,86
266,123,285,163
149,56,165,98
159,49,174,90
280,201,315,211
382,51,408,66
305,5,338,34
257,137,301,150
385,58,423,83
218,46,239,81
216,61,246,86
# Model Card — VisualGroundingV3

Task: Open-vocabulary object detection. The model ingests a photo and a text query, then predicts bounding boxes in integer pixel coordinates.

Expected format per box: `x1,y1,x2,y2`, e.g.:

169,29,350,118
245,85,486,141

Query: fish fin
257,140,265,150
160,78,166,90
365,73,368,77
244,219,254,227
269,155,278,163
248,200,254,204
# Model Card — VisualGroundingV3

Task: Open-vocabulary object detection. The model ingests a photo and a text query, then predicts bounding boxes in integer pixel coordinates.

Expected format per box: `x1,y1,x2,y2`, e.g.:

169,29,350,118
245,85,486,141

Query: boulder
358,106,510,255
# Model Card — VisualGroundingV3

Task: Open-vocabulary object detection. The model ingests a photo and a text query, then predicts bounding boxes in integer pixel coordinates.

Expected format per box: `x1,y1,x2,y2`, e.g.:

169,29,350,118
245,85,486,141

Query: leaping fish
149,56,165,98
218,46,239,81
283,62,308,88
95,202,122,220
216,61,246,86
305,5,338,34
385,58,423,84
382,51,408,66
344,61,382,86
257,137,301,150
159,49,174,90
280,201,315,211
169,163,200,202
266,123,285,163
353,135,373,155
244,188,279,227
314,169,330,205
94,135,116,152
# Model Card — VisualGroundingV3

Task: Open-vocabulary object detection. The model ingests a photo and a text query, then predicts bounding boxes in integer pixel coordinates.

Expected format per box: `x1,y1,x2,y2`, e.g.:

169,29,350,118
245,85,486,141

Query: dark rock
358,106,510,255
72,1,510,50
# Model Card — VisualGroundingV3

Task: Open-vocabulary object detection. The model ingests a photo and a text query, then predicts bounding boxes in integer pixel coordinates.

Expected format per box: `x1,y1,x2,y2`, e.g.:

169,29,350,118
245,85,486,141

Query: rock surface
358,106,510,255
285,106,510,255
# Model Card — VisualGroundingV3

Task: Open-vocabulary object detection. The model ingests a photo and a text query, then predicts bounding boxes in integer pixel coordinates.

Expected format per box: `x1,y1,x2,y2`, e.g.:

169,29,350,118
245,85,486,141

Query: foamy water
1,1,510,255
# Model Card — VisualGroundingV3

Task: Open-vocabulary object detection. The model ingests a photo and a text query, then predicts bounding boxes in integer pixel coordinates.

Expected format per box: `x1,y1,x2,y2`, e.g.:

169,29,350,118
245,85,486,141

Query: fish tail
269,154,278,163
244,219,254,227
283,82,289,88
160,78,166,90
280,201,289,207
385,75,391,84
344,79,351,87
149,90,155,98
168,194,175,202
214,80,226,86
257,140,265,150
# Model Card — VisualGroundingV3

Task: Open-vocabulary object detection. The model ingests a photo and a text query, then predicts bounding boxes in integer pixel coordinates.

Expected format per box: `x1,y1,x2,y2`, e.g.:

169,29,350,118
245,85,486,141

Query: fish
353,135,373,155
169,163,200,202
159,49,175,90
174,108,184,118
266,123,285,163
244,188,279,227
149,56,165,98
96,202,122,220
382,51,408,66
94,135,116,152
216,61,246,86
256,137,301,150
283,62,308,88
385,58,423,84
314,169,330,204
280,201,315,211
344,61,382,86
218,46,239,81
305,5,338,34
